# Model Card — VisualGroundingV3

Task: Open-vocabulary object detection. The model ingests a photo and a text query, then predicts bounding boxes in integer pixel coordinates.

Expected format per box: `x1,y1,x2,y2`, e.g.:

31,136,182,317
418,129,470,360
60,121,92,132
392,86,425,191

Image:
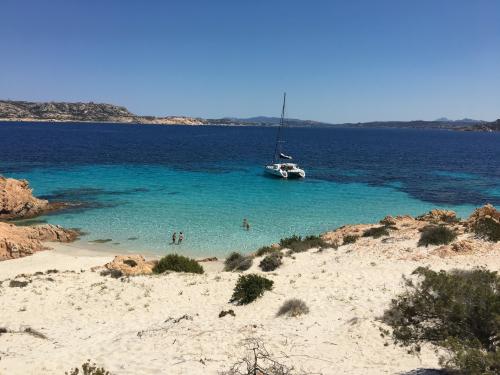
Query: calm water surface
1,122,499,256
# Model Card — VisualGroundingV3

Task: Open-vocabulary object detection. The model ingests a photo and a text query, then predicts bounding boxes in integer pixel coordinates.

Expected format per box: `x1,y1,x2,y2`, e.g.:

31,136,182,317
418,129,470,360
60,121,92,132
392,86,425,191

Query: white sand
0,238,498,375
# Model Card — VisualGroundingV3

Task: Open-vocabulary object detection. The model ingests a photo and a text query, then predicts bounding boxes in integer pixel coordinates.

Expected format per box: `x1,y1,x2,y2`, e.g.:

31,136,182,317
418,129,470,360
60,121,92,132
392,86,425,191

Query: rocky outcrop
0,176,70,220
416,209,458,224
104,255,157,276
0,176,50,219
465,204,500,230
0,222,79,261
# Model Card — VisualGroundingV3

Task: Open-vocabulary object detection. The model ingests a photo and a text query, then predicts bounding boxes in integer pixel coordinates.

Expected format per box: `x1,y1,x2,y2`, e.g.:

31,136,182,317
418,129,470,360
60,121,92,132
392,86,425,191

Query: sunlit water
1,122,499,257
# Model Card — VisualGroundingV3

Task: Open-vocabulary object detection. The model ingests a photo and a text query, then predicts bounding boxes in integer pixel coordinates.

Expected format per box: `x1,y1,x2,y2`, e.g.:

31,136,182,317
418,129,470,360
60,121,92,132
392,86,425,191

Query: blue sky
1,0,499,123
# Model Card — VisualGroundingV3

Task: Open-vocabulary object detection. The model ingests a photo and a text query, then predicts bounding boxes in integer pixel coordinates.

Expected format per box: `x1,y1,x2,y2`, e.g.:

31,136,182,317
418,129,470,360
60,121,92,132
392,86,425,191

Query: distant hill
0,99,497,131
0,100,206,125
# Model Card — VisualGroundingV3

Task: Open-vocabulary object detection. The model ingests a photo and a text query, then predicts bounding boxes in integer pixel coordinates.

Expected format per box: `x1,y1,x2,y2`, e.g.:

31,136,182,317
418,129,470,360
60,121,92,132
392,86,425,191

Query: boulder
0,222,80,261
0,176,50,219
104,255,156,276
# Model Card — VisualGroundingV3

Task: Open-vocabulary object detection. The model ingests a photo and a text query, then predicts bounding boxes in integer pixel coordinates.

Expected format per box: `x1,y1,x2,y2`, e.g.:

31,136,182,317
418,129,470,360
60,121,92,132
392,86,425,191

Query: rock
198,257,218,262
0,222,80,261
451,240,475,253
104,255,156,276
380,215,416,228
0,176,50,220
466,204,500,229
465,204,500,241
417,209,458,224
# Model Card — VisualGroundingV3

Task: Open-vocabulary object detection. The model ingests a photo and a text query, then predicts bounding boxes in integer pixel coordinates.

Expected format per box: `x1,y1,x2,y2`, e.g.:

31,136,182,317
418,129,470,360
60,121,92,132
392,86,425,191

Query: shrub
472,217,500,242
362,226,389,239
9,280,29,288
66,360,111,375
255,245,279,257
153,254,204,274
418,225,457,247
259,252,282,272
224,252,253,271
230,274,273,305
343,234,359,244
383,267,500,374
279,234,329,253
277,298,309,317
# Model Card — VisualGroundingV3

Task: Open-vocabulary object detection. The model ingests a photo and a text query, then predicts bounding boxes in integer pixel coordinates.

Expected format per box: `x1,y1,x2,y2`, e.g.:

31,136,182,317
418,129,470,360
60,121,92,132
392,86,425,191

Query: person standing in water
178,232,184,245
171,232,177,244
242,218,250,231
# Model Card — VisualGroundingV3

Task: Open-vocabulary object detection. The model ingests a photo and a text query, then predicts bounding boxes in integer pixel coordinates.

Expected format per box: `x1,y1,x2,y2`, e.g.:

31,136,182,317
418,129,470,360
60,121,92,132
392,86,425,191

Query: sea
1,122,499,257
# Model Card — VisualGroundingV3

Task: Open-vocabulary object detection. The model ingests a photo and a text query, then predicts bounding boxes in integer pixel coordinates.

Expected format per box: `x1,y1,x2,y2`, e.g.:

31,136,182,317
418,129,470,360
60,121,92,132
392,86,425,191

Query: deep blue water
1,122,499,256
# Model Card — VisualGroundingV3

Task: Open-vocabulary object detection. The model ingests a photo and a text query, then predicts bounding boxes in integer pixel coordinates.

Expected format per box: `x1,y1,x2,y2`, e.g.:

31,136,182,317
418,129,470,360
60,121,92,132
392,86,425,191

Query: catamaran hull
265,165,305,179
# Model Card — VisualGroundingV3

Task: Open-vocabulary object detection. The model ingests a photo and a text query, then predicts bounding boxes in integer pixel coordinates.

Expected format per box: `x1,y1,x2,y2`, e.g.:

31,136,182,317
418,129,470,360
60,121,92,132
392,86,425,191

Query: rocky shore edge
0,175,80,260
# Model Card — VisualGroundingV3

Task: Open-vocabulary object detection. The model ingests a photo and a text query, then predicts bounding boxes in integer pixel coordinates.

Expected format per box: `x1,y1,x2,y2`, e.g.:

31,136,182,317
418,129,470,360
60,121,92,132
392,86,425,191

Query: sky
1,0,499,123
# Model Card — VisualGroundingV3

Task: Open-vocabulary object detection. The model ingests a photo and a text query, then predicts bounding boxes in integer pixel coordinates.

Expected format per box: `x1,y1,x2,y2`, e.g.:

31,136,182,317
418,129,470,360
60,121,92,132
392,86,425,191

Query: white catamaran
265,93,306,179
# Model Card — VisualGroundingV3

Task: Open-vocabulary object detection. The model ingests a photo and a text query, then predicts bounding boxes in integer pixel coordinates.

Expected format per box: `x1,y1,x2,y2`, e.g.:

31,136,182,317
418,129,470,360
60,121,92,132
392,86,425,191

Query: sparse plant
279,234,329,253
471,216,500,242
221,338,294,375
224,252,253,271
418,225,457,247
255,245,279,257
343,234,359,244
277,298,309,317
259,252,282,272
230,274,273,305
362,226,389,239
66,360,111,375
383,267,500,374
153,254,204,274
9,280,29,288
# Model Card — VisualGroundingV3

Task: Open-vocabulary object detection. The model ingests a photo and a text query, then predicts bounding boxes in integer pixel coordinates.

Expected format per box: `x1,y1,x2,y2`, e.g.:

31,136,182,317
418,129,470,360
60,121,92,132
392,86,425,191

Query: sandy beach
1,222,498,375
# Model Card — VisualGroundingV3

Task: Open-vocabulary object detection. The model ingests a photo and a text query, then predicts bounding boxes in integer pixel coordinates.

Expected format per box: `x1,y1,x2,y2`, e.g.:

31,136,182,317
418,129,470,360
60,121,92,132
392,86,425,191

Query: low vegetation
362,226,389,239
277,298,309,317
259,252,282,272
383,267,500,374
471,216,500,242
66,360,111,375
279,234,329,253
255,245,279,257
224,252,253,271
343,234,359,244
230,274,273,305
153,254,204,274
418,225,457,246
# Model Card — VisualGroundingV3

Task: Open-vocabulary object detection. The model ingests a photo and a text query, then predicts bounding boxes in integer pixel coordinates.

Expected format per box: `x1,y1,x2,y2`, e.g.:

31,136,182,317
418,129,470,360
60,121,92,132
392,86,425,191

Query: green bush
362,226,389,239
383,267,500,374
472,217,500,242
230,274,273,305
224,252,253,271
343,234,359,244
66,360,111,375
279,234,329,253
259,252,282,272
153,254,204,274
418,225,457,247
277,298,309,317
255,245,279,257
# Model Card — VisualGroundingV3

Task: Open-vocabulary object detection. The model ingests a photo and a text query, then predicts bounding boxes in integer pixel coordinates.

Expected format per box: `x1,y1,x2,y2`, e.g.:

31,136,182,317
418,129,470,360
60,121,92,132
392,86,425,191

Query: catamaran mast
273,92,286,163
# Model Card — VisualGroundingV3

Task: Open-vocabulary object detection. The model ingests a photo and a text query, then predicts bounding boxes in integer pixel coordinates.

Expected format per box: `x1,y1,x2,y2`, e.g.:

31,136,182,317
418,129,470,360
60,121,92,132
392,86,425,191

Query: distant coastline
1,99,499,131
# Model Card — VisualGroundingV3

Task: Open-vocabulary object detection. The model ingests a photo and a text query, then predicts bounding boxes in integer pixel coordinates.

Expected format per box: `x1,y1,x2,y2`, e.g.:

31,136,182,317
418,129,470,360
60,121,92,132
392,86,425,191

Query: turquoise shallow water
10,164,476,257
2,123,498,257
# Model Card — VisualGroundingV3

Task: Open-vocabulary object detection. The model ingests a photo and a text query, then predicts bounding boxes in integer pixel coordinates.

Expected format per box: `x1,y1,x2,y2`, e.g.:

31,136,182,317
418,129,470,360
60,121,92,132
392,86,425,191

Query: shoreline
1,207,499,374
